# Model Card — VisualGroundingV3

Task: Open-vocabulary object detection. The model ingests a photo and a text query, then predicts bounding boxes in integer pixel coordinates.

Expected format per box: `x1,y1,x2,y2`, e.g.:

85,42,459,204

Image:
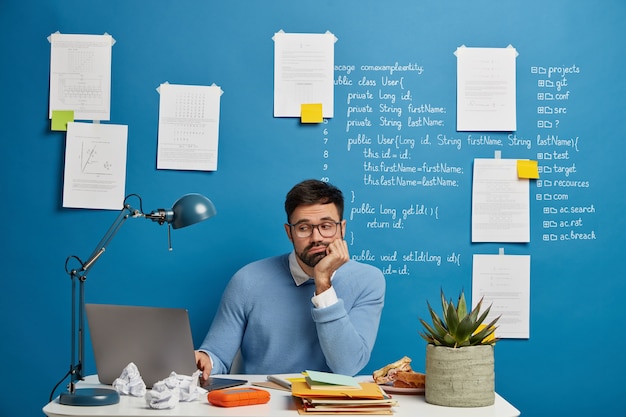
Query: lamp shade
170,193,217,229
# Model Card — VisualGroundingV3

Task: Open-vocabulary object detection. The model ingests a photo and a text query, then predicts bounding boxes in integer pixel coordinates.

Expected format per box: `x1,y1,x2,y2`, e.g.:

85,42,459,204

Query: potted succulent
419,290,500,407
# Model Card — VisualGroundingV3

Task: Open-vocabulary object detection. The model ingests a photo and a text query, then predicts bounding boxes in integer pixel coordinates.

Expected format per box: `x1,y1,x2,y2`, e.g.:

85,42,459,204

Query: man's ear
284,223,294,242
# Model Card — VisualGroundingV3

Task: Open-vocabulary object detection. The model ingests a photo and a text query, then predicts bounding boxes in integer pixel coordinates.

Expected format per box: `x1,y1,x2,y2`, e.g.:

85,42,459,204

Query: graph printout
49,33,113,121
63,122,128,210
157,83,222,171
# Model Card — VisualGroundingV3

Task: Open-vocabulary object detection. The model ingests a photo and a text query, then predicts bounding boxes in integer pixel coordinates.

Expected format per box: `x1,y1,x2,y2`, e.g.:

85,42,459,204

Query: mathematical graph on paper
79,140,112,175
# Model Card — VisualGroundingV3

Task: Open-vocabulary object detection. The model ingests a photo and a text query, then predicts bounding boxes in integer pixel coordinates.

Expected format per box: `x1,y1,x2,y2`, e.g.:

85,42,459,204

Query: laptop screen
86,304,199,388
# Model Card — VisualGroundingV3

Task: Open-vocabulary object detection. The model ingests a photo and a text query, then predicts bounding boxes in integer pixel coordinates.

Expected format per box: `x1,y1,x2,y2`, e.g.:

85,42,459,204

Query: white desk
44,375,520,417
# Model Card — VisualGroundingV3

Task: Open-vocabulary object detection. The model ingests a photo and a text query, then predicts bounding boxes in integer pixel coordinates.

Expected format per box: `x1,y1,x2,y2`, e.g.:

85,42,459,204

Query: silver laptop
86,304,247,390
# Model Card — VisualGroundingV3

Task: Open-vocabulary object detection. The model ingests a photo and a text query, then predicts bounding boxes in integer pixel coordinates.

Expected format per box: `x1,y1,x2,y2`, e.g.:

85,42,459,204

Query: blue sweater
199,253,385,376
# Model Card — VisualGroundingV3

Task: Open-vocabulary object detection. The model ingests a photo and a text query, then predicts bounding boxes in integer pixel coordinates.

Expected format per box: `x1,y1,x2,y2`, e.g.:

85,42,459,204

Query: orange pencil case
208,387,271,407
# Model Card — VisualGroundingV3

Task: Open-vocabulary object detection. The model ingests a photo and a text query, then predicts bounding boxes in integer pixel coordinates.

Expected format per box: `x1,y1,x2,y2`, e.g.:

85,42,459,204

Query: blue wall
1,1,625,416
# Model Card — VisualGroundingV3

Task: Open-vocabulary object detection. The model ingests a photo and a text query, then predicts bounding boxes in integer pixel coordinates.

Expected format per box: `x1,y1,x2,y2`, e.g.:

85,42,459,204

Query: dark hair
285,179,344,222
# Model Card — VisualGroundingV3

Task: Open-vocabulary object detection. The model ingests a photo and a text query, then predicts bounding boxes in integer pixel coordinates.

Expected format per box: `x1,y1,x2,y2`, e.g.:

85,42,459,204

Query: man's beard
297,242,329,268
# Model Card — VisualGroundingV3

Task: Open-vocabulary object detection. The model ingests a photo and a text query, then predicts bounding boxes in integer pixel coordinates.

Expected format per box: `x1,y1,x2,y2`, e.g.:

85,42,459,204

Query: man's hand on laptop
195,350,213,383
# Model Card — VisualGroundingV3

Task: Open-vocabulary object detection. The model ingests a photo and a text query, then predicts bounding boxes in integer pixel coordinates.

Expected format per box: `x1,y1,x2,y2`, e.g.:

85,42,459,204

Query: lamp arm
77,204,141,277
65,202,141,392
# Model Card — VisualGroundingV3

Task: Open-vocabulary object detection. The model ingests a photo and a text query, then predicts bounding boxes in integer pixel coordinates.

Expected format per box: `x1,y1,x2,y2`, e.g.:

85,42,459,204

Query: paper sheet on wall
273,31,336,118
472,158,530,242
48,33,113,121
63,122,128,210
455,45,517,131
157,83,222,171
472,253,530,339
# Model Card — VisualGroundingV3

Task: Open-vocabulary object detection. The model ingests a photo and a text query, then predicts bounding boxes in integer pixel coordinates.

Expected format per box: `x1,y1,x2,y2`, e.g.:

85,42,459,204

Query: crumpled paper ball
112,362,146,397
145,370,202,409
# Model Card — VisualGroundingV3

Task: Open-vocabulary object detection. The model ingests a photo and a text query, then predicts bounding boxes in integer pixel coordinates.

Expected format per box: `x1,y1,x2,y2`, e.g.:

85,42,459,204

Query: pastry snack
372,356,425,388
393,370,425,388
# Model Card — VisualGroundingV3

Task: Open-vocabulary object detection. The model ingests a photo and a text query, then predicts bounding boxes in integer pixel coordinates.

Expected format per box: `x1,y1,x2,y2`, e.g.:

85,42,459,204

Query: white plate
379,384,425,394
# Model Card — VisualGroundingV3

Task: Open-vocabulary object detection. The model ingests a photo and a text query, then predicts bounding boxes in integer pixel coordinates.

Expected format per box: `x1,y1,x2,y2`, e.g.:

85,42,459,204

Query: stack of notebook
291,370,397,415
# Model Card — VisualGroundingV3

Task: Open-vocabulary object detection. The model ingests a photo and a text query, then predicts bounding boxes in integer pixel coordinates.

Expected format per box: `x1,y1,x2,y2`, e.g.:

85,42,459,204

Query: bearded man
195,179,386,380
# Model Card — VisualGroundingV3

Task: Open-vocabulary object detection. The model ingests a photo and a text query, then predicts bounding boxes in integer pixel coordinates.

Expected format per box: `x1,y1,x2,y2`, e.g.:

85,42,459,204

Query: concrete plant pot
425,344,495,407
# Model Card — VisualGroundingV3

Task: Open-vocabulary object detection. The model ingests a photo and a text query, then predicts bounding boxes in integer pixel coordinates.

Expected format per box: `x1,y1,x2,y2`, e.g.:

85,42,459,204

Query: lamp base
59,387,120,406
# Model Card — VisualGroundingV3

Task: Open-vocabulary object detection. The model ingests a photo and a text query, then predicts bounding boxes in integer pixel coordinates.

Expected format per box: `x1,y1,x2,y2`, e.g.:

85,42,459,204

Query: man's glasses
288,221,341,238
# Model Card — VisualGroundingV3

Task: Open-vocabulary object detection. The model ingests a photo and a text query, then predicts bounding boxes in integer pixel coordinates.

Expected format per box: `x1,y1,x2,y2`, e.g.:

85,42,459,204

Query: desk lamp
56,193,216,406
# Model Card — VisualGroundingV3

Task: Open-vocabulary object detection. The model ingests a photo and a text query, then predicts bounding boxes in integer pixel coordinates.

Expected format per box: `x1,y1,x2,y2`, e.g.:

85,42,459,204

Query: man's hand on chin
313,239,349,294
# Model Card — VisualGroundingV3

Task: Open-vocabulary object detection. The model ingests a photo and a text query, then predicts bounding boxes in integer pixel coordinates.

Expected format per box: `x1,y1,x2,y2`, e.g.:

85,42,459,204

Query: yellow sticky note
301,103,323,123
517,159,539,179
51,110,74,131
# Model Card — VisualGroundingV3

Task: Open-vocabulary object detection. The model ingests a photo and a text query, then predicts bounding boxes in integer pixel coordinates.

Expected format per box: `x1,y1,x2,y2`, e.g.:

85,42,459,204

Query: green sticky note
301,103,323,123
51,110,74,131
517,159,539,179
